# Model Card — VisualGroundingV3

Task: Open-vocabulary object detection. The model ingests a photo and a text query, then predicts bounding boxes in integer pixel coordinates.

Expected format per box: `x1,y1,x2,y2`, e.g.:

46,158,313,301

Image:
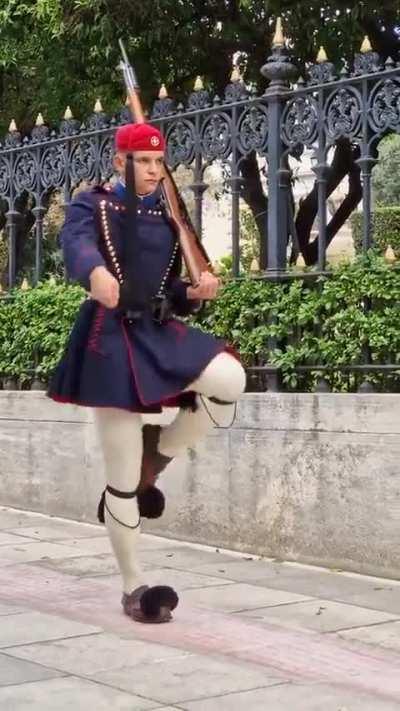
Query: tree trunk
239,152,268,268
295,140,362,265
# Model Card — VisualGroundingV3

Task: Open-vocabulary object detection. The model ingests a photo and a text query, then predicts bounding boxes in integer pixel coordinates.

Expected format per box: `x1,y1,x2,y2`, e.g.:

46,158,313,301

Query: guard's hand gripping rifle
118,39,212,286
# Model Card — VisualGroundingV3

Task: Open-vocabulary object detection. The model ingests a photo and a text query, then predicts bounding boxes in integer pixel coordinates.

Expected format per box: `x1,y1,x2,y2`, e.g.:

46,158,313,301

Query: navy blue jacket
48,184,225,412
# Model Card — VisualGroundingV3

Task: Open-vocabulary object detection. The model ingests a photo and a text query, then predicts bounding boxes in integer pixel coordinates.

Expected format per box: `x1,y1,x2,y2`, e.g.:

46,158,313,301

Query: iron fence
0,27,399,392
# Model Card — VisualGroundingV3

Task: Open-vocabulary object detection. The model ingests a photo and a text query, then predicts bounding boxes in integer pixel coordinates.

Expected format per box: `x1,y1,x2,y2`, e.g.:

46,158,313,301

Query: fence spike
159,84,168,99
35,113,45,126
230,66,241,83
94,98,104,113
8,119,18,132
194,76,204,91
250,257,259,273
64,106,73,120
272,17,285,48
360,36,372,54
316,46,328,64
296,253,306,268
385,245,396,263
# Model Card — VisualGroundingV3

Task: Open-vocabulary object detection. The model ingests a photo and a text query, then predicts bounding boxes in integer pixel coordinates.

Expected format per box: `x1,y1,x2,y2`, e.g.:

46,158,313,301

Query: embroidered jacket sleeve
168,277,203,316
59,192,106,290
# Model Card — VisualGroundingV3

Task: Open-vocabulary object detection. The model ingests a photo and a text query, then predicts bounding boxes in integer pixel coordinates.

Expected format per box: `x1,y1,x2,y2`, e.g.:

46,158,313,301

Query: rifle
118,39,212,286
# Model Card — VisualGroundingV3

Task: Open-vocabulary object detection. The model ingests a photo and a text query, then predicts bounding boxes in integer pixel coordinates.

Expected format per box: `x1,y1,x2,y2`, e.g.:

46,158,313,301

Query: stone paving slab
5,632,194,676
0,611,100,648
31,553,120,577
0,507,55,529
0,676,159,711
330,585,400,616
336,620,400,652
54,536,113,555
185,558,400,608
1,507,400,710
0,532,40,546
134,546,241,570
0,540,110,566
5,521,106,541
116,568,235,591
89,654,288,705
181,683,400,710
0,652,65,686
238,598,400,633
182,582,312,612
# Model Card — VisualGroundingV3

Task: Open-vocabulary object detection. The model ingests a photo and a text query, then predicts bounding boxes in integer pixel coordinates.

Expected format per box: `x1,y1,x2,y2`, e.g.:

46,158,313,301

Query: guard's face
114,151,165,195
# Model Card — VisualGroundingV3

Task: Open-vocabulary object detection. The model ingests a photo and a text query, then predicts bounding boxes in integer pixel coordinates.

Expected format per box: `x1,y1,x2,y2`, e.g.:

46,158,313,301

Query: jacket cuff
74,252,106,290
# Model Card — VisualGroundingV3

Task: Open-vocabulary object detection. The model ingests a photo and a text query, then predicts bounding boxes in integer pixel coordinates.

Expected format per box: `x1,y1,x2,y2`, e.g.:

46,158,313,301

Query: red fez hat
115,123,166,152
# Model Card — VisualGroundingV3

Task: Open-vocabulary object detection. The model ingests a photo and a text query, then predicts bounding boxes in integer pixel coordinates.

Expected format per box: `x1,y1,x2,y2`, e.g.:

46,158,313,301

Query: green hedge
195,252,400,391
0,281,84,386
351,207,400,256
1,253,399,392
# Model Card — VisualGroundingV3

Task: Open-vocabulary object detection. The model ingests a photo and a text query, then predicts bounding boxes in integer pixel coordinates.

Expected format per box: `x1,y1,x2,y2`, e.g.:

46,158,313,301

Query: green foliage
351,207,400,256
240,208,260,272
1,253,399,392
372,134,400,206
0,2,396,133
195,252,400,391
0,280,84,384
213,208,260,278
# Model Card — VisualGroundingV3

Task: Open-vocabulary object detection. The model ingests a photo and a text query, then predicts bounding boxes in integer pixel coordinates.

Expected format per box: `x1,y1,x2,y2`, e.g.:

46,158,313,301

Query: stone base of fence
1,391,399,579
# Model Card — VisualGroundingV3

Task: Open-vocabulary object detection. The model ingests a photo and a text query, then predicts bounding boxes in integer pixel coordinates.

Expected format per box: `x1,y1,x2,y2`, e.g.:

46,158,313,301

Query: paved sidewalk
0,506,400,710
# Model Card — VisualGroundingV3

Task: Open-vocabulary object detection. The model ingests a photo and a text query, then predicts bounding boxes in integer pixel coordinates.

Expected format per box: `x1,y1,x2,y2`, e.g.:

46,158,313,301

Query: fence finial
230,66,241,83
94,98,104,113
64,106,73,120
35,113,45,127
194,76,204,91
385,245,396,263
316,46,328,64
8,119,18,132
250,257,259,273
272,17,285,48
360,36,372,53
159,84,168,99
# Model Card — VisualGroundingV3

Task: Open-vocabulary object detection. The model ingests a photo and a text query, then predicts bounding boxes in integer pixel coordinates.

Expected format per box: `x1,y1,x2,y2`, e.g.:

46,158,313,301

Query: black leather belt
124,295,172,325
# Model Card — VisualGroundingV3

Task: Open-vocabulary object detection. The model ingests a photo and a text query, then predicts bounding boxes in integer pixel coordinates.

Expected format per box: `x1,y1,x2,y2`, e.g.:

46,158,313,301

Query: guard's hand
187,271,220,301
89,266,120,309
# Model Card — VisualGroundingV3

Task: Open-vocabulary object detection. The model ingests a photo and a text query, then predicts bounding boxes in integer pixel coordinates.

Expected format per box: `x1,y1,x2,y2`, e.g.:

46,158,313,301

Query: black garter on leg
97,485,138,526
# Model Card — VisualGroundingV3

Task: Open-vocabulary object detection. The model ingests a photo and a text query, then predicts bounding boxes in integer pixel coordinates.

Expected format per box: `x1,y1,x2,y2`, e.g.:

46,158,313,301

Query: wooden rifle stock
119,41,212,286
159,168,211,285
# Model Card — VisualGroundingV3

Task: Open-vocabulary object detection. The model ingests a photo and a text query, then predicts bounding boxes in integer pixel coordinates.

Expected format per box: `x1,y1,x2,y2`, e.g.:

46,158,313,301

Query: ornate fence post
4,120,21,288
261,19,298,274
31,113,50,285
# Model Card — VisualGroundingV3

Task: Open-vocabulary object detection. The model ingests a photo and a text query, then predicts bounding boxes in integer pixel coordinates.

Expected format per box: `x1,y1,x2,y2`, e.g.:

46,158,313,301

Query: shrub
351,207,400,256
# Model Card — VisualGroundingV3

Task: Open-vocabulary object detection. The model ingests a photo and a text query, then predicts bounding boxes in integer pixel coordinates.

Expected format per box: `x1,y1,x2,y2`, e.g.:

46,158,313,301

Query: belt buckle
152,295,169,324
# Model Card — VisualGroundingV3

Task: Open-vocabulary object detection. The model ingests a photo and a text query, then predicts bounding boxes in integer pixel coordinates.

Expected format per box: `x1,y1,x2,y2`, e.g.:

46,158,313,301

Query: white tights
94,352,246,594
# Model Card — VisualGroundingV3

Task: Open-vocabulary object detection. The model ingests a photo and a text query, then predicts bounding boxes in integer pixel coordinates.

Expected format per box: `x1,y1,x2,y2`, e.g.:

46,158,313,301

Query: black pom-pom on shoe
137,486,165,518
140,585,179,619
